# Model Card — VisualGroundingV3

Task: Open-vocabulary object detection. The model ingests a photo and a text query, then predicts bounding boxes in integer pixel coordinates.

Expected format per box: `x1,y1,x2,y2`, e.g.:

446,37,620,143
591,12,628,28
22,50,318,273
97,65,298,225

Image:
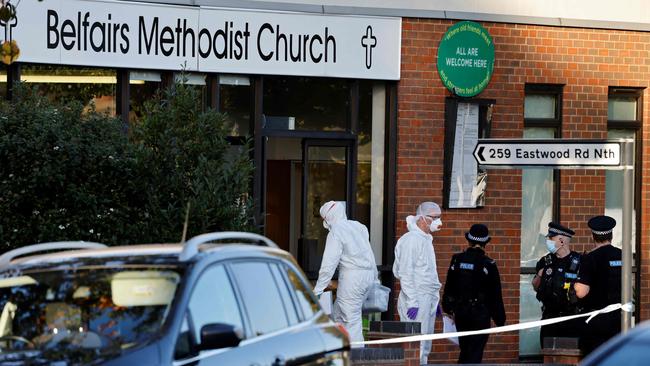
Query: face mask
323,221,330,230
430,218,442,232
545,239,558,254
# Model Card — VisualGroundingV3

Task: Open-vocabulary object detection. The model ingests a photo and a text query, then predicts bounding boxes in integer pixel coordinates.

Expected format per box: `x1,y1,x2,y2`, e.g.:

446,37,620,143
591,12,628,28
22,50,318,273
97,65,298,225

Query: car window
283,265,320,320
231,262,289,336
174,316,192,360
187,265,244,343
0,266,181,363
269,263,299,325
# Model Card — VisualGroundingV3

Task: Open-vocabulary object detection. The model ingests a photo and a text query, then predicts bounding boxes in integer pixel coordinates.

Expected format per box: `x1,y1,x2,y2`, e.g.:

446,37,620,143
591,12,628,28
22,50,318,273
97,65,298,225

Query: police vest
452,251,491,305
606,259,622,305
538,252,581,314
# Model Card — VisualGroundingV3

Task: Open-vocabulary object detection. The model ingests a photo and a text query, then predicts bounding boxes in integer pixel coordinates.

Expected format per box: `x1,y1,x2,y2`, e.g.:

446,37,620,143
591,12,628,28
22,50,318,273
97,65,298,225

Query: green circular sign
437,21,494,97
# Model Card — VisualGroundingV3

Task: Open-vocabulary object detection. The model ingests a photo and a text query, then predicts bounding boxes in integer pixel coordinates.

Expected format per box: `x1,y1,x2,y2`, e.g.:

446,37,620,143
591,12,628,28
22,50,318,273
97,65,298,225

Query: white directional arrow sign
473,139,622,167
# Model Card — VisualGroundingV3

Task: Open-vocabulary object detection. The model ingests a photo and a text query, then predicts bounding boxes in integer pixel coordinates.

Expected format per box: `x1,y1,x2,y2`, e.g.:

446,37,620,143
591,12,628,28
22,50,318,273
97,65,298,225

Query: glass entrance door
299,139,356,279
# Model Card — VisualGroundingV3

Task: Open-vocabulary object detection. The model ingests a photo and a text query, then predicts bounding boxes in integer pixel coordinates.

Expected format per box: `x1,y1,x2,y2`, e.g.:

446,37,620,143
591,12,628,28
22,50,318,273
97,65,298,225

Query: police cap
465,223,491,245
588,215,616,235
546,222,575,238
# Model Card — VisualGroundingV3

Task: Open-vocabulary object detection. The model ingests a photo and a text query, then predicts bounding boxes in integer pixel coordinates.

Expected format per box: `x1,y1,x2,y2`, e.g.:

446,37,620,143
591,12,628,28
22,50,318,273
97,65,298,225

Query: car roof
2,242,294,271
0,232,290,271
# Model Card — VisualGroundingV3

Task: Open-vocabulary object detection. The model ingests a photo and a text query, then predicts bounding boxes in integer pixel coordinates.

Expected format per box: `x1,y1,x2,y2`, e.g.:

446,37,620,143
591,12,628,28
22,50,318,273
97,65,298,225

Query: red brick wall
397,19,650,363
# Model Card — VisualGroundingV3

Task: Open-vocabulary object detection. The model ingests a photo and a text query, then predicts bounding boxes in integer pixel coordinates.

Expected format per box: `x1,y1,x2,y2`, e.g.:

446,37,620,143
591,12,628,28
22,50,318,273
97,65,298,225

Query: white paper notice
442,315,459,345
449,103,479,208
319,291,333,315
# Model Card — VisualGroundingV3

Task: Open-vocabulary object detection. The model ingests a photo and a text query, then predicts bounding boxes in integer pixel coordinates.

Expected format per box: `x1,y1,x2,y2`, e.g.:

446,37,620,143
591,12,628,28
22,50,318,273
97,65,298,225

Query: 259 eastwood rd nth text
487,147,618,159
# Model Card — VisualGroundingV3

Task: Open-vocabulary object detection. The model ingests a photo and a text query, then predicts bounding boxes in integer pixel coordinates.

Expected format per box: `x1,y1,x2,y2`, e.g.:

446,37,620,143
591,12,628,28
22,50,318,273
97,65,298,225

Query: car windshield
0,265,182,364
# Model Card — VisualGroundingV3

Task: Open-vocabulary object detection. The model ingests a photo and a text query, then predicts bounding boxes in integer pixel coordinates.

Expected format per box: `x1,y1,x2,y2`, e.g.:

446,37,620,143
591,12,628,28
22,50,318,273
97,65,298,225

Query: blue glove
407,307,419,320
436,304,442,317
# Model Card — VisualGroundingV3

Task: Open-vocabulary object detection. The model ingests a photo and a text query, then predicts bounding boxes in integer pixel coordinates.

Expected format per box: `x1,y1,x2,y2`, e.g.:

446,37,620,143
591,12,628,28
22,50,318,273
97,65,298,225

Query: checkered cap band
549,227,573,237
591,229,613,235
467,233,489,242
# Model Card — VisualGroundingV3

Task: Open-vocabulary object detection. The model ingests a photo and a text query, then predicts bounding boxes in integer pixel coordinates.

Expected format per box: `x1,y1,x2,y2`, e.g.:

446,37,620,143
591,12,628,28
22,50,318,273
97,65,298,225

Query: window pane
524,94,556,119
519,274,542,355
357,80,373,232
605,129,635,251
130,71,162,123
608,96,637,121
219,75,251,136
262,76,349,131
22,64,116,116
269,263,299,325
521,128,555,267
231,262,289,336
188,265,243,342
283,266,319,320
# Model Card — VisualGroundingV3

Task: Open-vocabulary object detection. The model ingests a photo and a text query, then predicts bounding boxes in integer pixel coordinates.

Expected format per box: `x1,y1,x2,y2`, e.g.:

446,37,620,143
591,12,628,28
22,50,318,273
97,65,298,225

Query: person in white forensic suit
313,201,377,347
393,201,443,365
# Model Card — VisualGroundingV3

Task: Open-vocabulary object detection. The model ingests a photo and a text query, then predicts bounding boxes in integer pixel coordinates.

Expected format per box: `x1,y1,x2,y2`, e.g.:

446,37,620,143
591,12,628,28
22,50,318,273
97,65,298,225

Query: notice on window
449,103,486,208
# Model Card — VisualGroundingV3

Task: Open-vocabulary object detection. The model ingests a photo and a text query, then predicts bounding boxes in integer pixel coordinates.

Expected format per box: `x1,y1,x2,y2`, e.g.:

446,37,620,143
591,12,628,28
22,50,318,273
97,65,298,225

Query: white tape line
354,302,633,346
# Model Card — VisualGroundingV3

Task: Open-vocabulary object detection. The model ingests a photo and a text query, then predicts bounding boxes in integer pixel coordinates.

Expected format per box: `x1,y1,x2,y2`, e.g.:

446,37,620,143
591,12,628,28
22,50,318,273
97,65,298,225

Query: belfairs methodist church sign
437,21,494,97
9,0,401,80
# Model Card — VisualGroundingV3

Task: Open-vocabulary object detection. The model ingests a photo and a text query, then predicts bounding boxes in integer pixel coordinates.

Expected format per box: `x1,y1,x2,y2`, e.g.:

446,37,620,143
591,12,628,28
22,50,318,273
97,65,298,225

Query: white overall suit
393,215,442,365
313,201,377,347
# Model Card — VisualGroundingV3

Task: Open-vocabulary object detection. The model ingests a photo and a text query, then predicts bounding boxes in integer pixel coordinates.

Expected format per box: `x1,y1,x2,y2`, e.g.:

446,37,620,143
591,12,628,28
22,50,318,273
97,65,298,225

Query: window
130,70,162,123
283,265,319,320
606,88,641,250
524,94,556,119
231,262,290,336
20,64,117,116
219,75,252,137
519,84,562,357
186,265,244,343
269,263,299,325
605,129,636,250
262,76,350,131
606,88,641,321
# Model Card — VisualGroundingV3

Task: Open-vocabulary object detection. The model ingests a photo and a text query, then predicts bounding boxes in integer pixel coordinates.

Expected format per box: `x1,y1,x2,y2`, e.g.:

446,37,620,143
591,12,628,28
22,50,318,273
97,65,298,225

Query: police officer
532,222,583,347
574,215,621,355
442,224,506,364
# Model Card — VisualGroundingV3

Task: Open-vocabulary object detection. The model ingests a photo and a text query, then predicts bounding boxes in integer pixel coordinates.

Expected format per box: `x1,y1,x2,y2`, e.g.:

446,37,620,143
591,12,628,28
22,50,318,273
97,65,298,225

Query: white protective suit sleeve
313,233,343,296
395,235,423,309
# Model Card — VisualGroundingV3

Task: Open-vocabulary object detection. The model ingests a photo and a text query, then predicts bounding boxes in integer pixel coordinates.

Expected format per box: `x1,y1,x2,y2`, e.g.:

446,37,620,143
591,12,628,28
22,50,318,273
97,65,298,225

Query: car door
278,262,349,364
228,260,327,365
172,260,325,366
172,263,255,366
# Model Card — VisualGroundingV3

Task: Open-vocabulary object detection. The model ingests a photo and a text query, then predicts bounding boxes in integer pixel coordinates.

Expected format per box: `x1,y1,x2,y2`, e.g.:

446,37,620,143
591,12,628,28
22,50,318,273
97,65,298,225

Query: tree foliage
0,82,255,250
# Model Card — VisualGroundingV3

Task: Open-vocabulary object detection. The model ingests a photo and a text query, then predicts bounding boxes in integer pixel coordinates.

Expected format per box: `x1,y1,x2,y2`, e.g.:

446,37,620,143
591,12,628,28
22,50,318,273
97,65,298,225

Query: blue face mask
545,239,558,254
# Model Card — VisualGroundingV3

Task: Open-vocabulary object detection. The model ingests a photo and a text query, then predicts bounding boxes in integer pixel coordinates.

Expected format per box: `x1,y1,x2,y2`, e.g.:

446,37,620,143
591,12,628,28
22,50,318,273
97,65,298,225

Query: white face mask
430,218,442,232
323,221,330,230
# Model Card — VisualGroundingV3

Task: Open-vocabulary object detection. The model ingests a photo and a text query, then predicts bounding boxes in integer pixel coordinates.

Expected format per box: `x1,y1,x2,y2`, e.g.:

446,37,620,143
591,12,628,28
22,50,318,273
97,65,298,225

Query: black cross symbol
361,25,377,70
0,6,17,42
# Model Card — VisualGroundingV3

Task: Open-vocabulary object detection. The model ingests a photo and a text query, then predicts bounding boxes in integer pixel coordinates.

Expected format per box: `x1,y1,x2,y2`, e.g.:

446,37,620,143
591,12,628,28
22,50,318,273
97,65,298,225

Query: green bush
0,82,255,250
0,85,143,249
131,82,255,243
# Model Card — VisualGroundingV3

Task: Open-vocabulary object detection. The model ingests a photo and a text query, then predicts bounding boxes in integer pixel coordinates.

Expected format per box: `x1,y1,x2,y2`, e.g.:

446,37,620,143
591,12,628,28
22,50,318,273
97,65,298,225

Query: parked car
0,232,350,365
580,321,650,366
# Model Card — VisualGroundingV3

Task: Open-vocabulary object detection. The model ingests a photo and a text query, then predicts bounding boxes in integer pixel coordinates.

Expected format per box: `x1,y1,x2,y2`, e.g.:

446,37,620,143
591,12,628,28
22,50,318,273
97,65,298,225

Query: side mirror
199,323,243,351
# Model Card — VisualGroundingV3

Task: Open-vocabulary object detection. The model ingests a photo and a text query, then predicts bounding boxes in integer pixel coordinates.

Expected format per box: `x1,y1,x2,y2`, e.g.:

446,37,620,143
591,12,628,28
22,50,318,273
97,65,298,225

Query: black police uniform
535,250,583,343
576,216,622,355
577,244,621,353
442,224,506,364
